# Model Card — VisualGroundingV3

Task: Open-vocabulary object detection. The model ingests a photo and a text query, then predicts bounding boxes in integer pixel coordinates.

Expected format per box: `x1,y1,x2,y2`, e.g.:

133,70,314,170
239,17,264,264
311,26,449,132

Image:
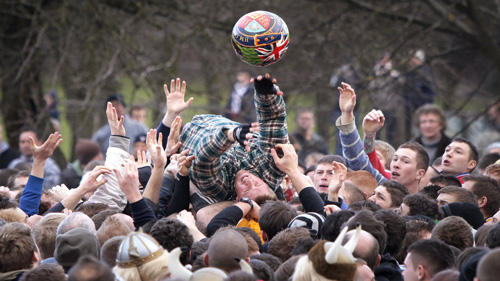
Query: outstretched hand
363,109,385,135
165,78,193,115
251,73,283,96
166,116,182,156
177,149,194,177
31,132,63,161
79,165,111,194
146,129,167,169
338,82,356,115
106,102,125,136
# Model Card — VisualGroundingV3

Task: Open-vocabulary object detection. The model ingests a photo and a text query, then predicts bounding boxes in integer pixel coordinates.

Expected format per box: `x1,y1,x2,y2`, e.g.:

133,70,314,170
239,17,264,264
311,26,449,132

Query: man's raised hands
363,109,385,136
338,82,356,124
31,132,63,162
251,73,284,96
106,102,125,136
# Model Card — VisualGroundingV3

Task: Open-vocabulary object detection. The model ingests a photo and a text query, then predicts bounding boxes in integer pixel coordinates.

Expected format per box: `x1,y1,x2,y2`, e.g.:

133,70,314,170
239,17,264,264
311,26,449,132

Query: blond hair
113,251,170,281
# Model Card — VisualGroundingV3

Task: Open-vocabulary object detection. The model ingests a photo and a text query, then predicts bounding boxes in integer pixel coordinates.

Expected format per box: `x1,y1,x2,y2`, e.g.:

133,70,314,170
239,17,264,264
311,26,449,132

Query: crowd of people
1,72,500,281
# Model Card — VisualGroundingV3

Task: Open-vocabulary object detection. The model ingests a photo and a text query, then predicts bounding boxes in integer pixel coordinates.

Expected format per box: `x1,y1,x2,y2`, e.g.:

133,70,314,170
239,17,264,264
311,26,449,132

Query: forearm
143,166,163,204
363,135,376,153
19,175,44,216
162,112,178,128
288,169,310,194
206,205,247,237
298,187,326,216
60,187,87,210
327,190,339,202
367,150,391,179
165,175,190,217
31,159,46,178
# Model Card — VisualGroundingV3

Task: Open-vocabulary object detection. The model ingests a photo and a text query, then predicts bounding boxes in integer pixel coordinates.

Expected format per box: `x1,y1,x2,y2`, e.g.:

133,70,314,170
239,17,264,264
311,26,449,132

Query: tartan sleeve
191,127,234,201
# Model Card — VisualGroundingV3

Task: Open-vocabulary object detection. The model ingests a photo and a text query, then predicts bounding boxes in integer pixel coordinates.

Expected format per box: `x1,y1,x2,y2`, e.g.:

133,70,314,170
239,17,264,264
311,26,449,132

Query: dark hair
20,263,65,281
75,139,101,166
321,210,355,241
19,127,41,140
75,203,109,219
236,227,262,253
418,184,442,200
0,195,18,210
479,153,500,171
374,210,406,256
67,255,115,281
455,247,489,271
150,218,194,265
452,137,479,170
404,194,439,219
91,210,118,230
250,253,282,272
348,200,382,212
475,224,495,247
407,239,455,278
344,210,387,255
304,164,316,175
462,175,500,218
0,169,19,187
431,216,473,251
249,259,273,281
316,154,346,166
100,235,125,268
430,174,462,187
380,180,409,207
399,142,430,171
259,201,297,241
486,223,500,249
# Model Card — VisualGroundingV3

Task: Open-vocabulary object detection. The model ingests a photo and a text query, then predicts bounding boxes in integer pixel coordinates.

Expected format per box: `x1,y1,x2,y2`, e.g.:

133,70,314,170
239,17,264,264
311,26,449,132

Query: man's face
441,141,476,174
403,253,419,281
297,112,314,131
436,193,457,207
313,163,334,194
419,113,443,140
19,131,38,156
111,100,125,118
131,109,147,124
390,148,423,188
368,186,393,209
234,170,272,201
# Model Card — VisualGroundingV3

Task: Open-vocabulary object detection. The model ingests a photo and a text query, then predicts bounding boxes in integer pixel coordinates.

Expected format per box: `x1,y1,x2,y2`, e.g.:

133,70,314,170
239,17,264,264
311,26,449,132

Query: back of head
399,141,430,171
96,216,131,246
429,269,459,281
321,210,355,242
438,186,477,205
343,229,380,270
75,203,109,219
57,212,96,235
275,255,301,281
92,210,119,230
455,247,489,272
207,229,248,273
344,210,387,255
459,251,489,281
249,259,273,281
150,218,194,265
374,209,406,256
346,170,378,196
486,222,500,249
407,239,455,279
418,184,443,200
259,200,297,241
475,224,494,247
20,263,65,281
100,235,125,268
33,214,66,260
374,140,395,170
268,227,311,262
403,194,439,219
75,139,102,166
250,253,281,272
68,255,114,281
431,216,473,251
0,222,37,272
430,175,462,187
476,248,500,281
54,227,100,272
341,182,366,205
348,200,382,212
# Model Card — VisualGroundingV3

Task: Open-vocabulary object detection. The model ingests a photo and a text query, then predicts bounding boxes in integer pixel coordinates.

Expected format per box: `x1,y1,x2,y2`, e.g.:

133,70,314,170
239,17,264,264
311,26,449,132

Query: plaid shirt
179,90,288,202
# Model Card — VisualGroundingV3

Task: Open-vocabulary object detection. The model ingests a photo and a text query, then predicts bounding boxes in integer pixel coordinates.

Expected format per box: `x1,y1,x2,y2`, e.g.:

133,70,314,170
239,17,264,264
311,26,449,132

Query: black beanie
441,202,485,229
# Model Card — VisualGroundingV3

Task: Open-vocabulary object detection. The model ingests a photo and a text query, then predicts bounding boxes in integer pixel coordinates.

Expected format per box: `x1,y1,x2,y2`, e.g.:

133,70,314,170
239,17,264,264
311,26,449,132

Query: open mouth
443,159,451,166
391,172,400,177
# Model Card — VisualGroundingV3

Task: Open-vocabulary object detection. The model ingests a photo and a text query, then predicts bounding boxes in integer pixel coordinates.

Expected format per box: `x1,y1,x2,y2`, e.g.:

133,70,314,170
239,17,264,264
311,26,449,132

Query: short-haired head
259,200,297,241
431,216,473,251
374,210,406,257
380,180,409,208
414,104,447,130
68,255,114,281
20,263,65,281
346,170,378,196
374,140,396,170
399,142,430,171
0,222,38,272
402,194,439,219
406,239,455,279
321,210,355,242
462,175,500,218
57,212,96,235
206,229,248,273
344,209,387,255
150,218,194,265
476,248,500,281
430,174,462,187
100,235,125,268
343,229,380,270
268,227,311,262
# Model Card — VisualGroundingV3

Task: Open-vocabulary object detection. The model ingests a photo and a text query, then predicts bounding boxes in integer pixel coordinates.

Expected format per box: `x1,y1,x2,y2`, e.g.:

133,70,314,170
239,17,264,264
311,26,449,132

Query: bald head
343,229,380,271
206,229,248,273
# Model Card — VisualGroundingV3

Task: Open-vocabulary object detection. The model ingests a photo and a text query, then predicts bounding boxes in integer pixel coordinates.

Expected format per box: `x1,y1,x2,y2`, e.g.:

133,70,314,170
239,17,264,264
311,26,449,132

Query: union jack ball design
231,11,290,66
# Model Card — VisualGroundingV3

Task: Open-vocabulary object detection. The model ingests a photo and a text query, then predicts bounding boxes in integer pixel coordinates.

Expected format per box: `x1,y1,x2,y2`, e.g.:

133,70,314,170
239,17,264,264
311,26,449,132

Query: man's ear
416,168,426,181
203,253,209,266
478,196,487,208
467,160,477,172
33,251,41,267
261,230,269,242
376,254,381,268
417,264,426,280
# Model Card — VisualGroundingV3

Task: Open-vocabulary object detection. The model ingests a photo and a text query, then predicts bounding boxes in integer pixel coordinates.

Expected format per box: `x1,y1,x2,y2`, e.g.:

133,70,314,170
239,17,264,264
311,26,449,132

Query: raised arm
20,132,63,216
143,129,167,204
336,83,387,185
160,78,193,128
